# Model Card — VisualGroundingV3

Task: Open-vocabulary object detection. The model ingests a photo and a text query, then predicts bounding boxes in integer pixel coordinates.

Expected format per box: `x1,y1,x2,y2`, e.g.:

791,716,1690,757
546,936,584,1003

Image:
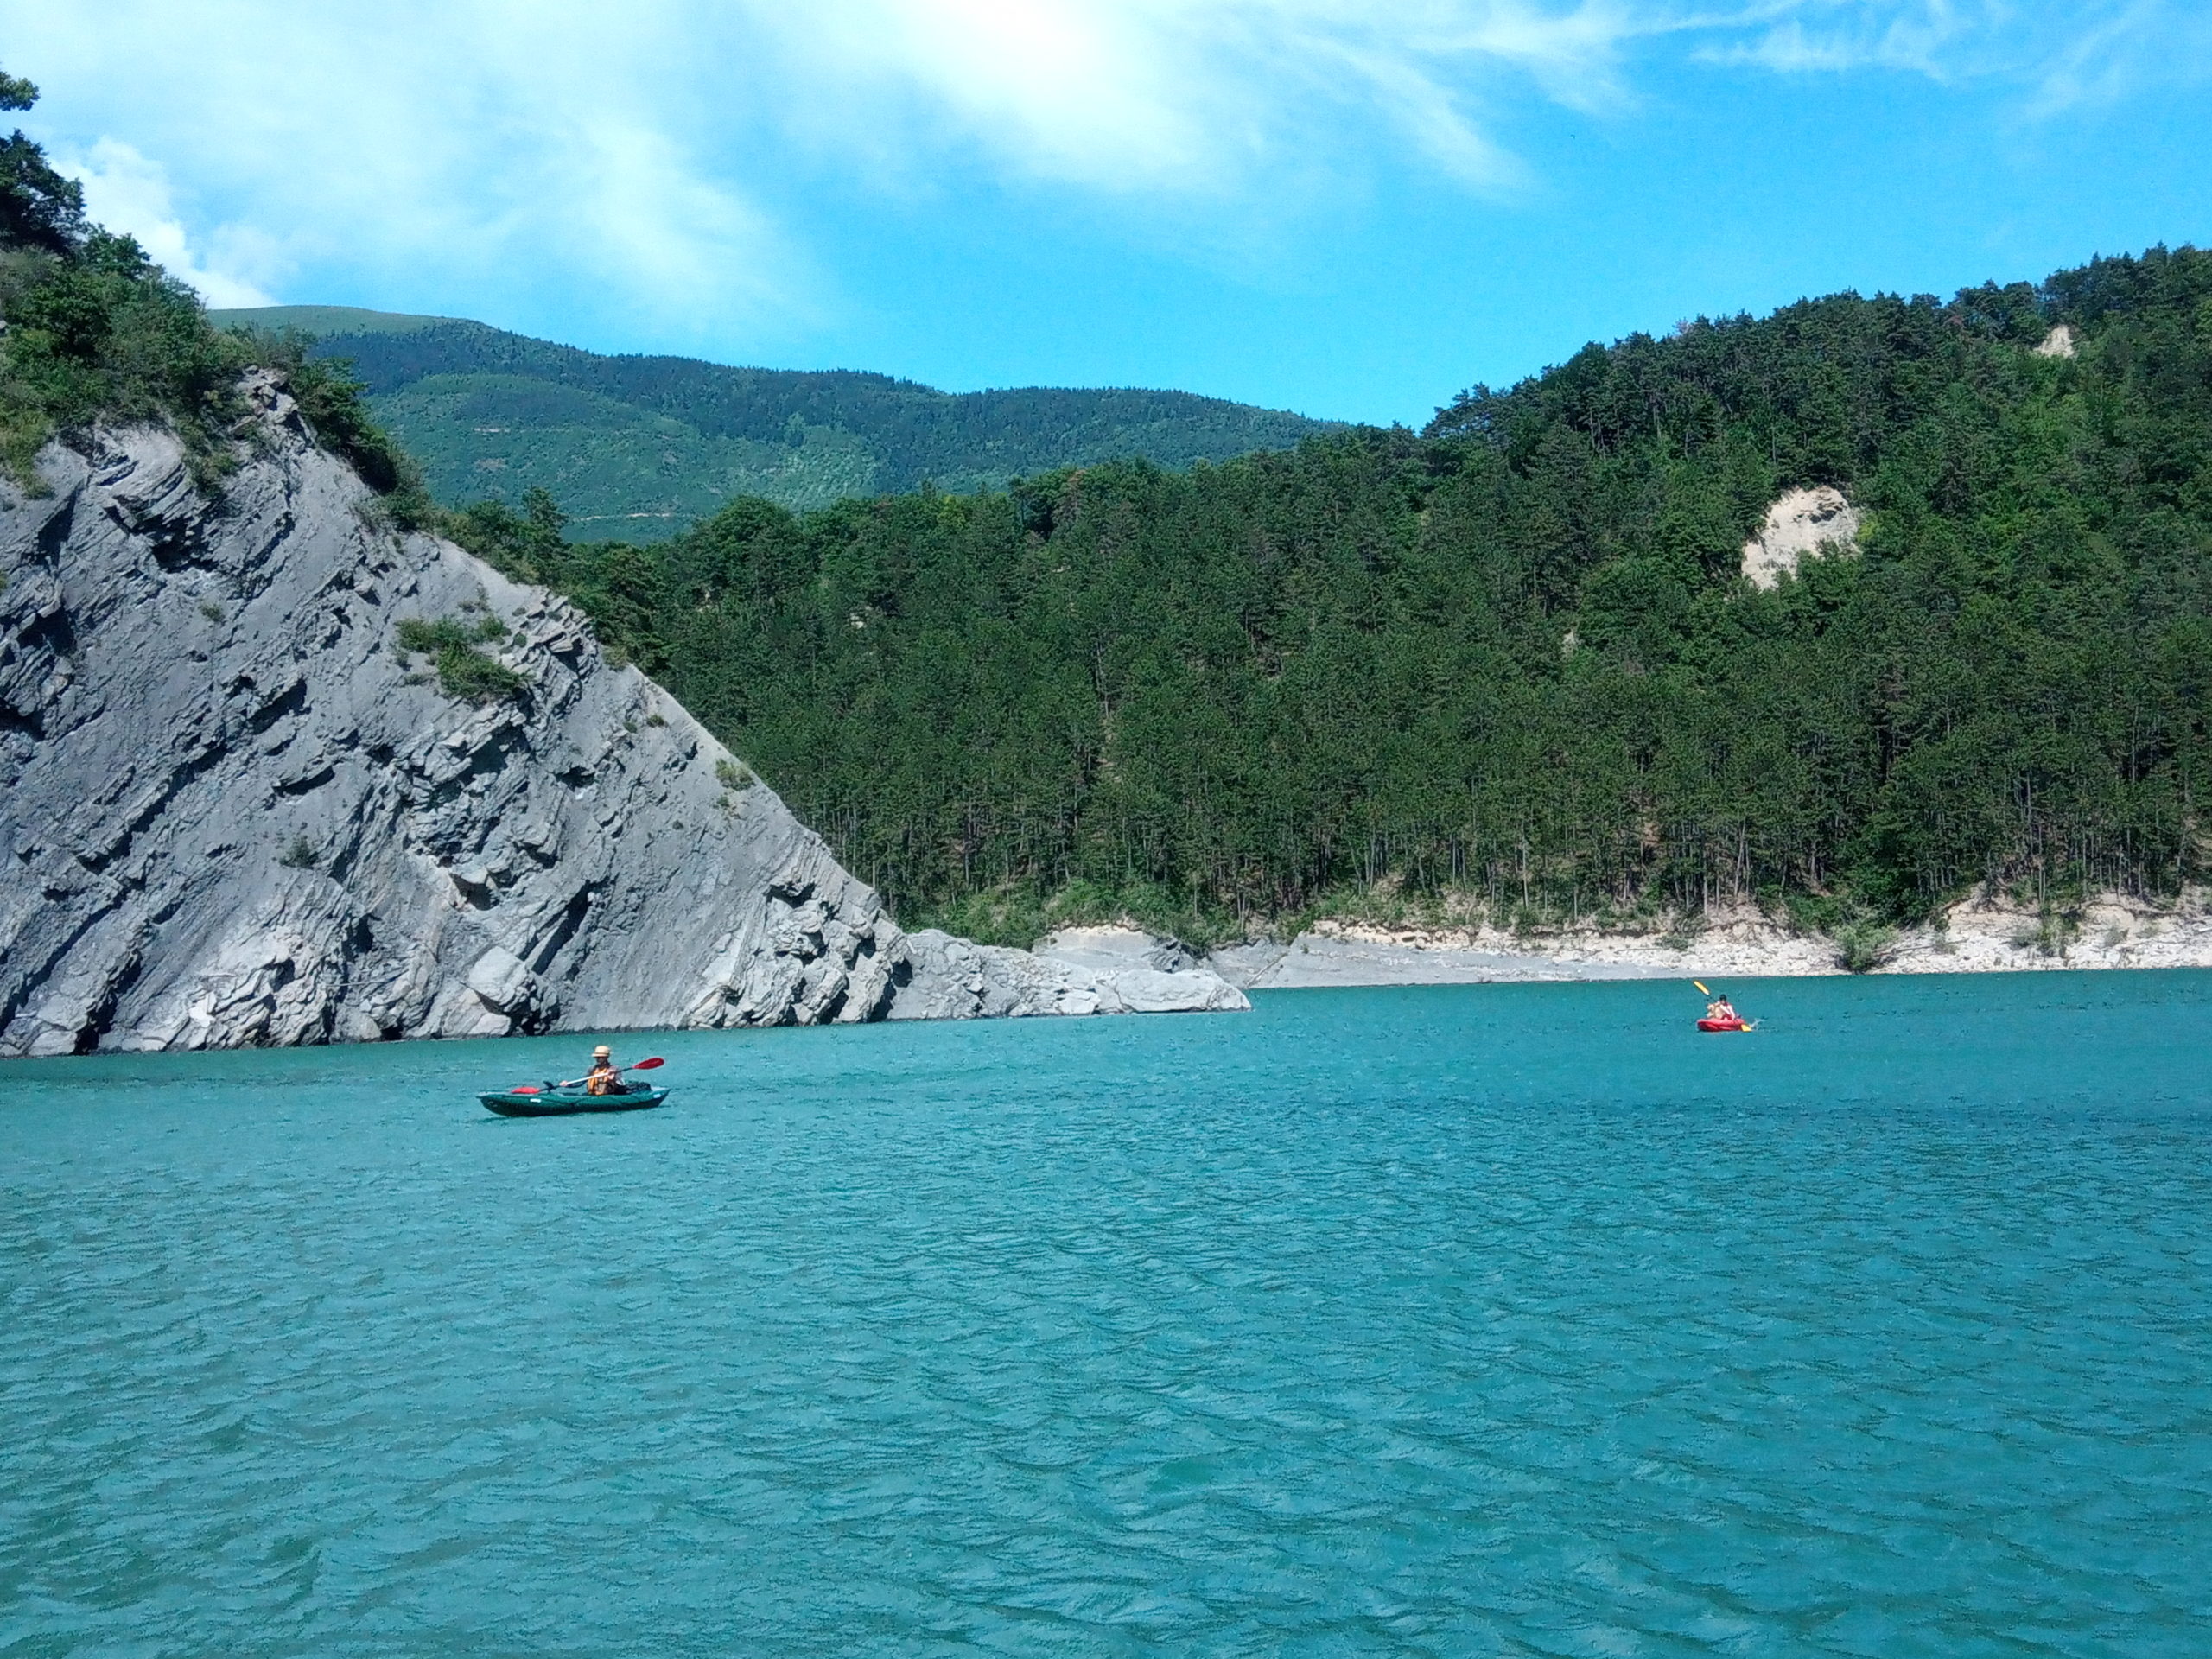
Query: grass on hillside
209,306,1344,537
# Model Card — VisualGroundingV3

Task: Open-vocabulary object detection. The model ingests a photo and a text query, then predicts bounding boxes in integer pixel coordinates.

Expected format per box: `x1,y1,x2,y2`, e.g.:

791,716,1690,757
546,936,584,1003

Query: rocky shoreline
1199,893,2212,989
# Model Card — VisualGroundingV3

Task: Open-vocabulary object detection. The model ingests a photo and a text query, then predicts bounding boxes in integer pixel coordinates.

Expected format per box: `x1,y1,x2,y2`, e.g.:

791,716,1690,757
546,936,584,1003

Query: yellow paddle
1693,981,1757,1030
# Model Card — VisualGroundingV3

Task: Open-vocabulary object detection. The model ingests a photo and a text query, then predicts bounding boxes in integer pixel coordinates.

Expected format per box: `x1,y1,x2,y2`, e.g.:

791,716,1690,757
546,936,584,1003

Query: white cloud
748,1,1646,197
2024,0,2212,115
764,0,1215,190
0,0,2195,341
1710,0,2212,103
0,0,809,338
59,140,276,308
1712,3,1997,79
0,0,1672,339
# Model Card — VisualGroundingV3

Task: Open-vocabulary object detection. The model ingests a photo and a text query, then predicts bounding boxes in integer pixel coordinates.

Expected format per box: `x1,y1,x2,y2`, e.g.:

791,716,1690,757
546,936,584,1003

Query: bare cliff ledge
0,375,1245,1057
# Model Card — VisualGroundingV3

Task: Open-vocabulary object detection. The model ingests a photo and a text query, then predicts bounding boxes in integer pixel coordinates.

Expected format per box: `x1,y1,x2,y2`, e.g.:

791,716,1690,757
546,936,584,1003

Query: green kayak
480,1085,670,1118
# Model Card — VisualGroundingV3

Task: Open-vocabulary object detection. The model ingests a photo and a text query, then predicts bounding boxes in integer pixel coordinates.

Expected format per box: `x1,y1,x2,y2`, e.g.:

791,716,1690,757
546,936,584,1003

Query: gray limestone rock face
0,376,1244,1055
893,927,1249,1019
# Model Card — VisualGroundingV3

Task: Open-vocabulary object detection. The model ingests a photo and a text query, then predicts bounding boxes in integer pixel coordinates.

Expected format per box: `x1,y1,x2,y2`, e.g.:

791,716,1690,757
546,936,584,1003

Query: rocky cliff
0,376,1243,1056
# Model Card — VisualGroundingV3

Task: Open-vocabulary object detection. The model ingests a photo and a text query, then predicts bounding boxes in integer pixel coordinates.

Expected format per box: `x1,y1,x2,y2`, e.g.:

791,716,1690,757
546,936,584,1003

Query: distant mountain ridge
211,305,1344,540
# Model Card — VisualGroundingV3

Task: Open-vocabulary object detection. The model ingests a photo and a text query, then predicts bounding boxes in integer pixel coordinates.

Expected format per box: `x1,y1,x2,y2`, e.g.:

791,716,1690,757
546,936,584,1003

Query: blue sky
4,2,2209,425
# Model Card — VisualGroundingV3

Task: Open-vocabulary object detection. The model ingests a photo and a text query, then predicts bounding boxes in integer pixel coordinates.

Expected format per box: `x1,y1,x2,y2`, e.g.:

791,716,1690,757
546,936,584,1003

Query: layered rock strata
0,378,1244,1056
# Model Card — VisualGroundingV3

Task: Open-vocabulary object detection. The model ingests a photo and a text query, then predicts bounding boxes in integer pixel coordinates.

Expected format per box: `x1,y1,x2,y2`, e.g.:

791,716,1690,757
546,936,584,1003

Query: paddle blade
511,1086,540,1095
630,1056,665,1071
1694,981,1711,995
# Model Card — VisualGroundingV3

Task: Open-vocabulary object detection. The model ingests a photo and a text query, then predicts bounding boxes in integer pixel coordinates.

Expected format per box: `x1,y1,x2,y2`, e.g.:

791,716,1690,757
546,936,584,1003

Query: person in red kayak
1705,995,1739,1025
584,1045,620,1096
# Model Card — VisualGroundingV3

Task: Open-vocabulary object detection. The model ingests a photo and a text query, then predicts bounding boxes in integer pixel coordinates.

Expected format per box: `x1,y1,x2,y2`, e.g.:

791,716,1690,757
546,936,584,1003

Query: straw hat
593,1045,612,1058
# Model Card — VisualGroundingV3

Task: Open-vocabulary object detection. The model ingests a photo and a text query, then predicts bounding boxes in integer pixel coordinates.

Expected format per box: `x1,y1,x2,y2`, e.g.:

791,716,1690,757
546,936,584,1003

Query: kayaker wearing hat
584,1045,619,1096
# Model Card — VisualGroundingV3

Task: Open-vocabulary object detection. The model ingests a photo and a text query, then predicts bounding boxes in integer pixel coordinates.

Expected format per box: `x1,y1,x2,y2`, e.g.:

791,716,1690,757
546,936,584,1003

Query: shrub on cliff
396,614,529,704
0,228,257,483
0,65,423,512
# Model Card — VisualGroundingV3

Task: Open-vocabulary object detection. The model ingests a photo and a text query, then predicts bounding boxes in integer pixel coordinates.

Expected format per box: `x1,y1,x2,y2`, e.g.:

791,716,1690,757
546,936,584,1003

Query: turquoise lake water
3,974,2209,1656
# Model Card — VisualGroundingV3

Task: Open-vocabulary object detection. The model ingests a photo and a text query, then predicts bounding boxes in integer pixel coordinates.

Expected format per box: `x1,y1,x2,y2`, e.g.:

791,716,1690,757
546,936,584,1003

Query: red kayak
1697,1017,1753,1033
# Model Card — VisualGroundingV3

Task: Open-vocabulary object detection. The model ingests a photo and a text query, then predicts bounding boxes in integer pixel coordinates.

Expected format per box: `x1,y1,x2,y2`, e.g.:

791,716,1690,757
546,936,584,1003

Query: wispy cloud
1710,0,2212,106
2024,0,2212,115
0,0,2196,340
0,0,809,337
1711,2,1999,79
746,1,1649,197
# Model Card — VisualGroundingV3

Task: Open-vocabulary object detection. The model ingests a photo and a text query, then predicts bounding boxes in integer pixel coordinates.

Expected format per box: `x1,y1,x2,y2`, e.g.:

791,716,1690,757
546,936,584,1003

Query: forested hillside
211,306,1339,537
448,249,2212,947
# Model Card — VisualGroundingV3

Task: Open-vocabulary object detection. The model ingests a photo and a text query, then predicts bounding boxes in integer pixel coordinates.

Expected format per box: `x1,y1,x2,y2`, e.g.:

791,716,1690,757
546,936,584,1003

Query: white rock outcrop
2033,324,2076,359
1033,925,1252,1012
892,927,1249,1019
0,378,1243,1055
1740,486,1861,589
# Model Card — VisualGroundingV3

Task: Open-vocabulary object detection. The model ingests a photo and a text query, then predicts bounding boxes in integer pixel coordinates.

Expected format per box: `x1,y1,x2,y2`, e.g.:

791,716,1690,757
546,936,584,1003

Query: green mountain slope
442,248,2212,945
211,306,1343,538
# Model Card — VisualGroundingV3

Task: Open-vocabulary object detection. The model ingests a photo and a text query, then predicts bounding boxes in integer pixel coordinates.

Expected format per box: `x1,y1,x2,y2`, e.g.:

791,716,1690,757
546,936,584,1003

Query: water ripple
3,973,2211,1655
